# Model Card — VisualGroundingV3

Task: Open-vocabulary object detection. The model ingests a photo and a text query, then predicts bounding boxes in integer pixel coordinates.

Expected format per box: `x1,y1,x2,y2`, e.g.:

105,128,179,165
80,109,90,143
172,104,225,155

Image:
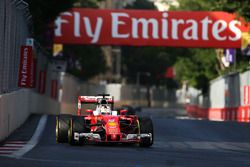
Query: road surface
1,107,250,167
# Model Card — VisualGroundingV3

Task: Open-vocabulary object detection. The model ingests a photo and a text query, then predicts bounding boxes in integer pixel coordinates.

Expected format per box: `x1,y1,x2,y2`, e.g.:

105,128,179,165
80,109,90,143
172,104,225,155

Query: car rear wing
77,95,114,115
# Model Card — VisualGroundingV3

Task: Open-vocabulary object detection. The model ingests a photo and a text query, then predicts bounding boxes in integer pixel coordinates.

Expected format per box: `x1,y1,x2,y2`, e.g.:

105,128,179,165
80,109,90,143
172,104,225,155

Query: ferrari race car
56,94,154,147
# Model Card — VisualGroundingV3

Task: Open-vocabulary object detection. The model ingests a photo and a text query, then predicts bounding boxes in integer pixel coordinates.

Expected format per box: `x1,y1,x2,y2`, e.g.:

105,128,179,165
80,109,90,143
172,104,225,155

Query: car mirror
93,110,99,116
120,109,127,115
85,109,93,113
112,111,118,116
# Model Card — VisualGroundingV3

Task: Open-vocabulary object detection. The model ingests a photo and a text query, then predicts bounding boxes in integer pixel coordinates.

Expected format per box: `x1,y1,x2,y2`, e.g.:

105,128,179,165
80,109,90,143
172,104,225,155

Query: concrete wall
209,76,226,108
29,92,60,115
186,69,250,122
59,73,179,115
210,72,242,108
0,0,61,142
0,90,29,141
59,73,79,115
0,89,60,141
240,70,250,106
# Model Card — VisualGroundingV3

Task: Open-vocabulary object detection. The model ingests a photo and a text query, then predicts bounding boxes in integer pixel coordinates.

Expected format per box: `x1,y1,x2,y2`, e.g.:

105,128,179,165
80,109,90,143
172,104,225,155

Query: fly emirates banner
54,8,249,48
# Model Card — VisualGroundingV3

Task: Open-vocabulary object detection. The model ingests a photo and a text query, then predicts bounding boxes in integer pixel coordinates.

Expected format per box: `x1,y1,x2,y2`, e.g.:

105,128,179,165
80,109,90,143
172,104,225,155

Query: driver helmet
98,99,110,114
100,99,108,105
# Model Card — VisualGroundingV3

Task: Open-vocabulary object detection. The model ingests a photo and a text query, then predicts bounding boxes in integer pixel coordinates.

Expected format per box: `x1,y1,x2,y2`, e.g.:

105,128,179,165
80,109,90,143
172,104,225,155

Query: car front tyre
56,114,71,143
68,116,86,146
139,117,154,147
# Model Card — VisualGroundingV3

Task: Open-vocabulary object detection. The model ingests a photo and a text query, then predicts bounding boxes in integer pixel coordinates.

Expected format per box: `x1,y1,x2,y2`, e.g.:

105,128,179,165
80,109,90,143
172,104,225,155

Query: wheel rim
137,120,140,134
68,119,74,144
56,117,59,142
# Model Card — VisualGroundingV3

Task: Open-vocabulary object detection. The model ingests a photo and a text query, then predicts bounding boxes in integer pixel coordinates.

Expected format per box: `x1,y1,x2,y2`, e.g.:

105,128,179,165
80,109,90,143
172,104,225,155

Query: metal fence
0,0,32,93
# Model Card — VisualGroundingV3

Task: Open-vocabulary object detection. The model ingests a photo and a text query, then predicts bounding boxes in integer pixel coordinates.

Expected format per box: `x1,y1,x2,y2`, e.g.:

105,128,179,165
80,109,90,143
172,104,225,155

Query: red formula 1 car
56,94,154,147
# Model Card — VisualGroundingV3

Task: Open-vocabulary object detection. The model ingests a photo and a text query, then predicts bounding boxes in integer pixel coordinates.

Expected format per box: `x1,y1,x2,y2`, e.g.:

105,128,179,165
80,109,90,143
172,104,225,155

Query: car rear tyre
56,115,71,143
139,117,154,147
68,116,87,146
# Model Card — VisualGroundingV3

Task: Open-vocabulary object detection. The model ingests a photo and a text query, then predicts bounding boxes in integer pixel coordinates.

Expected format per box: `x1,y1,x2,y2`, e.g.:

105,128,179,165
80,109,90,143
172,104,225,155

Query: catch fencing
0,0,57,142
0,0,52,96
0,0,32,93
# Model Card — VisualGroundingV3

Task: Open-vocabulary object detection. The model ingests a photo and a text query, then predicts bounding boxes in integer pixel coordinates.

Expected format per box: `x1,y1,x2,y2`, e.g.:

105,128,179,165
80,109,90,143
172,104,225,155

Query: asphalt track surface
1,108,250,167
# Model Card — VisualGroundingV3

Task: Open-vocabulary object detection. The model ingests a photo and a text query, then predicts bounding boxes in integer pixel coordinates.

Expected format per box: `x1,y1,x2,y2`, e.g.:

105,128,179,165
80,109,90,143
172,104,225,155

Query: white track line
6,141,27,144
0,151,12,154
0,147,20,150
0,142,26,155
10,115,48,158
175,116,204,120
4,144,24,147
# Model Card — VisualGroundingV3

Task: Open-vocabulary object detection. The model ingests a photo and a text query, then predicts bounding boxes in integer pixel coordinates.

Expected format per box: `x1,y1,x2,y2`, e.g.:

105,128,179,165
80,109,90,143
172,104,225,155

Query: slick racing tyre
68,116,87,146
56,114,71,143
139,117,154,147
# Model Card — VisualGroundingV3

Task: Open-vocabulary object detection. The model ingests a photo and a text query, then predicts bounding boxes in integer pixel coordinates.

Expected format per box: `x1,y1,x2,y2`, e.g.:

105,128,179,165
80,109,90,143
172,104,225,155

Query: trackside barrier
186,104,250,122
186,69,250,123
0,89,60,141
59,73,179,114
29,92,60,115
0,90,29,141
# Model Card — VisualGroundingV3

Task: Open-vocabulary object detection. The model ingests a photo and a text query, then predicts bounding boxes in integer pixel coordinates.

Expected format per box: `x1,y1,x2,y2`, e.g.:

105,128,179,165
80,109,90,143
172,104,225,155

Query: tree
25,0,76,46
171,0,250,22
74,0,104,8
126,0,156,10
122,46,175,85
170,0,250,93
122,0,179,87
64,45,106,80
26,0,103,46
213,0,250,22
175,49,218,94
26,0,106,80
170,0,216,11
62,0,106,81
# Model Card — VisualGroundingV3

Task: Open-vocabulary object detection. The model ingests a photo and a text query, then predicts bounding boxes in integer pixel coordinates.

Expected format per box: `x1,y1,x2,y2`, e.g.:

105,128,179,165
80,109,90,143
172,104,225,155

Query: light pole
136,72,150,87
136,72,151,107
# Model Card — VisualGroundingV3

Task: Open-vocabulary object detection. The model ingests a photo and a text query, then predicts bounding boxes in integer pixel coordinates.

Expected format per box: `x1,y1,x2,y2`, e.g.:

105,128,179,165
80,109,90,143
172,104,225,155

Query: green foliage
125,0,156,10
64,45,106,80
27,0,103,45
170,0,250,92
122,47,174,84
175,49,218,94
26,0,106,80
170,0,216,11
63,0,106,80
122,0,177,87
75,0,104,8
212,0,250,22
171,0,250,21
26,0,76,45
27,0,250,85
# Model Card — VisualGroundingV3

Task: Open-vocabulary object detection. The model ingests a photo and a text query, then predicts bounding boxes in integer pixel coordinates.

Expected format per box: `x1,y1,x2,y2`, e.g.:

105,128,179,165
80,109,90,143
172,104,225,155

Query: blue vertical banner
225,48,236,63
